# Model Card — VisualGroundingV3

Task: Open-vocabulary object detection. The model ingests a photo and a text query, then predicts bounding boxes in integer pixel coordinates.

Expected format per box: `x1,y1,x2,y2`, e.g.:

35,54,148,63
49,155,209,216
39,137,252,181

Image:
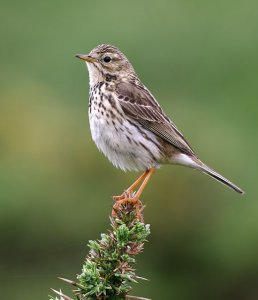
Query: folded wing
116,81,195,156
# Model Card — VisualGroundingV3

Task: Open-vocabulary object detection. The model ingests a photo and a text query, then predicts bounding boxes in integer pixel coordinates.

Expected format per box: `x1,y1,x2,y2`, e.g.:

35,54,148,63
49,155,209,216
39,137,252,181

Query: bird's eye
103,56,112,63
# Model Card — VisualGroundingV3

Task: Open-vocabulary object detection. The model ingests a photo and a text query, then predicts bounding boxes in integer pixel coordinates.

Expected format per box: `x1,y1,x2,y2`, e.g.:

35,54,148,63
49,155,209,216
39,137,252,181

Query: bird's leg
133,167,155,199
113,170,149,201
112,168,155,221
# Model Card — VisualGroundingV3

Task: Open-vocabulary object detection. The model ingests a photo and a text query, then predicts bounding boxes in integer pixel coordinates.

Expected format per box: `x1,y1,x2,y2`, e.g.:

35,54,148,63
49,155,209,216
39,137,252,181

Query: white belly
89,109,161,172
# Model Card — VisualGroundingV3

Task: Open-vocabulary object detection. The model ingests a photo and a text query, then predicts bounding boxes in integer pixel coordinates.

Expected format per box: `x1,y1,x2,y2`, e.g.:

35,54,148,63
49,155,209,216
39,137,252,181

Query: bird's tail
174,154,244,194
195,159,244,194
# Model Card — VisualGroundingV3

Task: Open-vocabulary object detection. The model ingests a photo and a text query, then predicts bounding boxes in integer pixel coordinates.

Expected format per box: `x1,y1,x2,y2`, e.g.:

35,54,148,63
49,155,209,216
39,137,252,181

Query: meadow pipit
75,44,244,213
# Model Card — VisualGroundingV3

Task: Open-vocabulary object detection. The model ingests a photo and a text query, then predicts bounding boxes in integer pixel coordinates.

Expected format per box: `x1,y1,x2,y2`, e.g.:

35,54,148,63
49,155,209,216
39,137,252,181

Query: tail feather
174,154,244,194
198,162,244,195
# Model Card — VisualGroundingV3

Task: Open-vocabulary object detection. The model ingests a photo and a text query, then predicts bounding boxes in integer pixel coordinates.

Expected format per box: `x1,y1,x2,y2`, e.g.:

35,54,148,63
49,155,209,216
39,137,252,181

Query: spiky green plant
50,201,151,300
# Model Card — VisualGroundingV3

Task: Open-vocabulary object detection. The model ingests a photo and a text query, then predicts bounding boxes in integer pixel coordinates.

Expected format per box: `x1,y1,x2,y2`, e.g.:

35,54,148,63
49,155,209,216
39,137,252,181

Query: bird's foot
113,190,134,201
112,196,144,222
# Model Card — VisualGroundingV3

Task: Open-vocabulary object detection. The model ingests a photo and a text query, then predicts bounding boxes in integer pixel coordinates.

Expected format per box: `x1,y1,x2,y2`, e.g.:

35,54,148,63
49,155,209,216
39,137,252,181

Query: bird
75,44,244,210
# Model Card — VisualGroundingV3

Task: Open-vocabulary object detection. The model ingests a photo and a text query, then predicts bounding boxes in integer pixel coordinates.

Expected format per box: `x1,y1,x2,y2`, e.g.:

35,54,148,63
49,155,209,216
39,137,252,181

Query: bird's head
76,44,135,85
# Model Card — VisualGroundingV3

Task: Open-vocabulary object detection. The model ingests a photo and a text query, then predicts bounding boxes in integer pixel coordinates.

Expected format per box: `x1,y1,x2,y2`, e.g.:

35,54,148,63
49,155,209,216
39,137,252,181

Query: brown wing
116,81,195,156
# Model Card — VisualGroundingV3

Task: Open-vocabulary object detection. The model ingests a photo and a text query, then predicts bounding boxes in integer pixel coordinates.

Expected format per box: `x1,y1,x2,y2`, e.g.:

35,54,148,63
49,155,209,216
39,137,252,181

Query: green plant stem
50,200,151,300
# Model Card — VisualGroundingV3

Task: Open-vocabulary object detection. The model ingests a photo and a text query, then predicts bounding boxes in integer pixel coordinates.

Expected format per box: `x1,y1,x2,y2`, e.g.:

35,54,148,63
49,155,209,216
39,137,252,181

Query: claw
112,196,144,222
113,190,134,202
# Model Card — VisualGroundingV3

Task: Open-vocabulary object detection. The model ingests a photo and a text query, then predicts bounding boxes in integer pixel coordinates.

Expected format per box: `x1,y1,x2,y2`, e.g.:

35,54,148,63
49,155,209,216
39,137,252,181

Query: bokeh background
1,0,257,299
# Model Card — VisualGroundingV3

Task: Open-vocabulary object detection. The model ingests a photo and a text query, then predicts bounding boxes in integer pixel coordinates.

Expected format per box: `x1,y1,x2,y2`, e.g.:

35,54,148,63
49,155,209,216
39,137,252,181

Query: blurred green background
0,0,257,299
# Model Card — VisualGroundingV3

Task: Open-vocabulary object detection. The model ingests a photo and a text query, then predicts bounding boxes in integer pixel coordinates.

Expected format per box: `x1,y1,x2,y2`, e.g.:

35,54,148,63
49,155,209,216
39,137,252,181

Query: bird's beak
75,54,97,63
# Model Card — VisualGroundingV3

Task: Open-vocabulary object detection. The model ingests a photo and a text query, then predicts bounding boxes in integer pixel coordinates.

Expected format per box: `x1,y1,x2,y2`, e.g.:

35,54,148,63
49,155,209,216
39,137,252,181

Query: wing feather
116,82,195,155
